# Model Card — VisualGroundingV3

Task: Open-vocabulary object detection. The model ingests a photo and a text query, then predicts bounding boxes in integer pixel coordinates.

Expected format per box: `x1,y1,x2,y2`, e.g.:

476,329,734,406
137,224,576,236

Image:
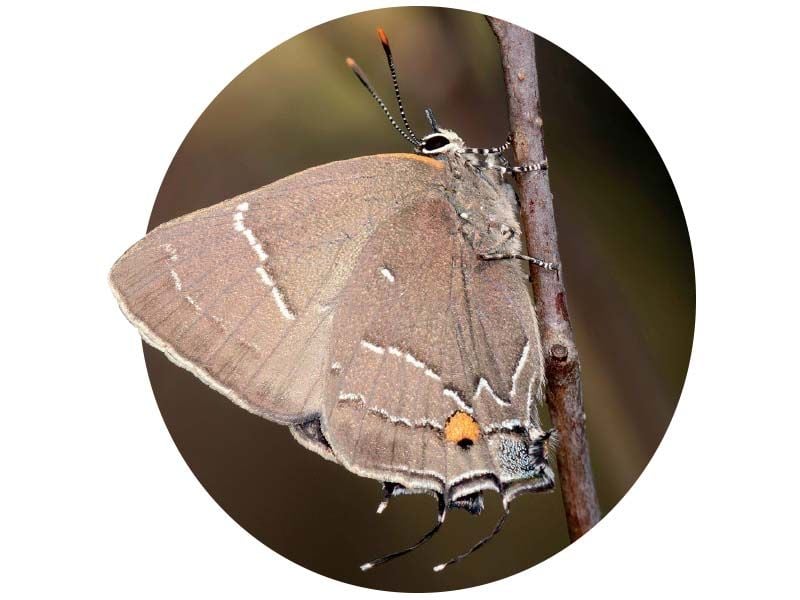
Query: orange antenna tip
345,57,372,90
377,27,390,48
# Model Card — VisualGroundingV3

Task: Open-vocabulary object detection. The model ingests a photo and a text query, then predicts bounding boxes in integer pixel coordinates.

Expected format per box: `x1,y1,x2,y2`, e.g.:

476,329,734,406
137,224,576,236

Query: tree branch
487,16,601,540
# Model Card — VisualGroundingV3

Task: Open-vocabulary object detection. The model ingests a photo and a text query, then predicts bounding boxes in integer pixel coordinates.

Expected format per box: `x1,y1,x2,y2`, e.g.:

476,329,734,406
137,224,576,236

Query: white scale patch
162,245,203,315
163,243,179,261
270,288,295,321
381,344,437,377
424,368,441,382
474,377,511,407
525,376,543,430
468,341,533,408
355,338,534,416
234,203,295,321
417,416,445,430
405,353,425,369
339,391,444,431
185,296,202,314
509,341,530,399
169,269,182,292
161,245,261,351
252,244,268,262
369,407,413,427
360,340,385,355
255,266,274,287
482,419,524,435
379,267,395,283
243,229,258,247
443,388,474,414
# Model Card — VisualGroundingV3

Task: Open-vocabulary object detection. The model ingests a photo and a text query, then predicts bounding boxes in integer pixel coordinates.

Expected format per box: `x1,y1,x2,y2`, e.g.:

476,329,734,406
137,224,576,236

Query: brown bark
487,17,601,540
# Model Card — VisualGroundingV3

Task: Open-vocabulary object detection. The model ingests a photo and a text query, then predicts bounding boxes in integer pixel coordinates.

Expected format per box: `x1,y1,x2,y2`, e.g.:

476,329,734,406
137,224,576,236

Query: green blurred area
145,6,694,592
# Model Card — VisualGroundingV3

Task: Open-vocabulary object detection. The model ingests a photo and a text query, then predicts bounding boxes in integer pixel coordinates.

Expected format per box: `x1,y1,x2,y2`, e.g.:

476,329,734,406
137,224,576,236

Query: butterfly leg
461,132,513,155
486,158,548,175
461,152,546,177
480,252,560,274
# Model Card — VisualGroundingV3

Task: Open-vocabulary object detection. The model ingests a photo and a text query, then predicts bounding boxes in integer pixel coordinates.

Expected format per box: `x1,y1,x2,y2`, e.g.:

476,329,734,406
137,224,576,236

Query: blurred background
143,6,694,592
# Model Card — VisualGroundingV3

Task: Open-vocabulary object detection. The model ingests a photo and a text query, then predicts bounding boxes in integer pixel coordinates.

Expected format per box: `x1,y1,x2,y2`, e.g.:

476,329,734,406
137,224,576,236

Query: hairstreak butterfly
110,26,560,571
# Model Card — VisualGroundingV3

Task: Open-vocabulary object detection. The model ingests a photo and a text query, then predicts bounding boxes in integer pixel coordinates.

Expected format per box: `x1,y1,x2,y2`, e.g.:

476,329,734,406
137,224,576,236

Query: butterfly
109,27,558,571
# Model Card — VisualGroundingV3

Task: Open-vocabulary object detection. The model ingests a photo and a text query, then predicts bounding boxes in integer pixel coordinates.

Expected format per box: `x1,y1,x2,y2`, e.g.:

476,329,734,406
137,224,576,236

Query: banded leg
487,158,548,175
480,252,559,273
462,133,513,156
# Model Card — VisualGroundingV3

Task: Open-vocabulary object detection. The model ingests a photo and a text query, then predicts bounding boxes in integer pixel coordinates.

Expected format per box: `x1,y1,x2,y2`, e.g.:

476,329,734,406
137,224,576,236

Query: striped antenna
346,57,419,146
360,495,446,571
376,28,420,144
432,510,510,572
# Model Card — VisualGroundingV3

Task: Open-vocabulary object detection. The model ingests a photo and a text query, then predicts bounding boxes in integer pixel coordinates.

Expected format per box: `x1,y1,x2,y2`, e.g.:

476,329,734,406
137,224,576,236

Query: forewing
110,154,446,425
323,198,545,495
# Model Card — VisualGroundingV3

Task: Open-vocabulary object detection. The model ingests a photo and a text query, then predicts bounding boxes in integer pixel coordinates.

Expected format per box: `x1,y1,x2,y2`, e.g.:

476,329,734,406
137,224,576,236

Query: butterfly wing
323,197,547,501
110,154,446,426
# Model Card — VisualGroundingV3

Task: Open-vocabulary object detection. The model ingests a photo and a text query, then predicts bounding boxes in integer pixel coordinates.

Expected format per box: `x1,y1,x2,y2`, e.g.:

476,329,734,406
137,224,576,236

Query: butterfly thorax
431,142,524,258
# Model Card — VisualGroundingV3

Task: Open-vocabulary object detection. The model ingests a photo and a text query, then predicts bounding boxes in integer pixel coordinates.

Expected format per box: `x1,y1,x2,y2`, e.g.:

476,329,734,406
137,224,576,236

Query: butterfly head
346,29,468,157
419,127,465,156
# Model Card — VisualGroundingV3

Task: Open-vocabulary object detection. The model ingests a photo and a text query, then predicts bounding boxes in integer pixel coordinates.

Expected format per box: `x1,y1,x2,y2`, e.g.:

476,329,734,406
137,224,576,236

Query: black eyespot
457,438,474,450
423,135,449,151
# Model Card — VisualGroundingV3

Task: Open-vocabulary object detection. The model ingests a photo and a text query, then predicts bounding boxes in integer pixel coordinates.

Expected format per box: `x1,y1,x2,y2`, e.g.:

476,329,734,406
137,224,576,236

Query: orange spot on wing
444,411,481,445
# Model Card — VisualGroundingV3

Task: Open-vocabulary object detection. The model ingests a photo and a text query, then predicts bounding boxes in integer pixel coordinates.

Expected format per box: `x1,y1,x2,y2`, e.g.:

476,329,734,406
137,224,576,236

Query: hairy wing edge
109,268,317,426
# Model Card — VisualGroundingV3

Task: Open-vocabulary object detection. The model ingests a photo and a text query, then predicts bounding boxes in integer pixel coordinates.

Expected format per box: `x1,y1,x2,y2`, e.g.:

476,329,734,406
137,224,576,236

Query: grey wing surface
323,198,545,497
109,154,446,426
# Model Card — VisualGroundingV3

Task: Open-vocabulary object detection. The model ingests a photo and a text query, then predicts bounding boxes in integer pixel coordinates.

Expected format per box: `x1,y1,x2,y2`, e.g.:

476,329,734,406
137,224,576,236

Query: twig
487,17,601,540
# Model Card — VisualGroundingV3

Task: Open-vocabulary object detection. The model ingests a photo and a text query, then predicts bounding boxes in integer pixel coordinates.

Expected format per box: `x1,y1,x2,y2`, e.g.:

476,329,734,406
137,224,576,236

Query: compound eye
423,135,450,152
